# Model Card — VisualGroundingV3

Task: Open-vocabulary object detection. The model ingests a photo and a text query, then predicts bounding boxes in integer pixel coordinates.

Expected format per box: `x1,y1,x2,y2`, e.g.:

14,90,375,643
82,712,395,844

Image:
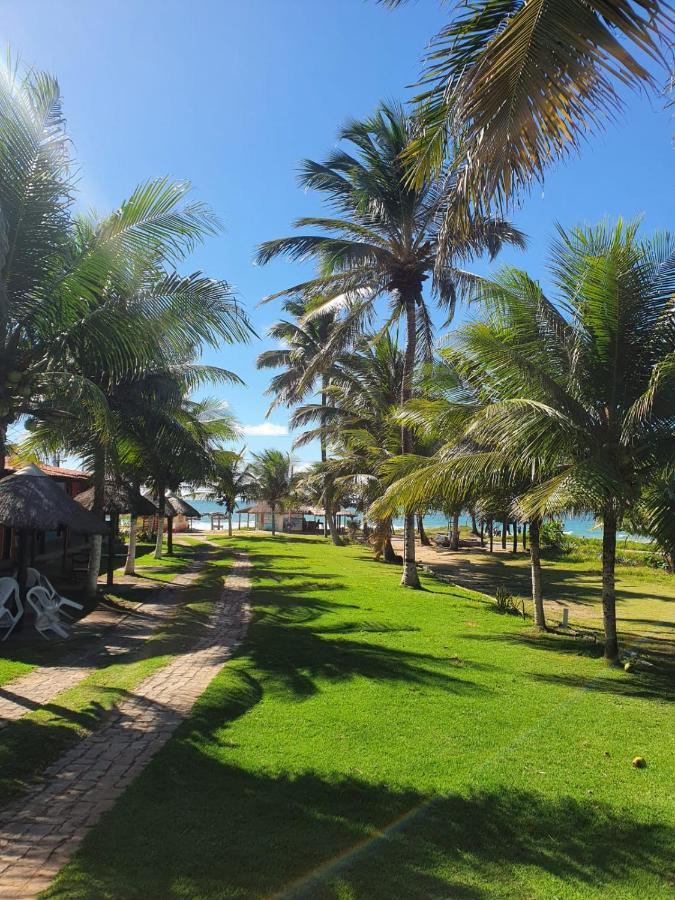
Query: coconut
631,756,647,768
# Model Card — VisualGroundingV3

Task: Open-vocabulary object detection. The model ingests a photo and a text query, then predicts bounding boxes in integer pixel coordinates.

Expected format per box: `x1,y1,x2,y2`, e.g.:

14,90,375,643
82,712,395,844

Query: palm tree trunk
529,518,545,629
85,445,105,599
602,506,619,662
417,514,431,546
228,513,233,537
106,513,118,587
450,511,460,551
124,516,138,575
400,286,420,588
154,481,166,560
271,504,276,536
501,521,507,550
470,509,479,536
489,520,494,552
167,515,173,556
0,419,7,476
522,522,527,551
512,521,518,553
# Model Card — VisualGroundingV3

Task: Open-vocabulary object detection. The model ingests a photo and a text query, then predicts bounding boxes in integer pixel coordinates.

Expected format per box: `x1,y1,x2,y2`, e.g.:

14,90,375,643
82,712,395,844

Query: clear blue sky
3,0,673,464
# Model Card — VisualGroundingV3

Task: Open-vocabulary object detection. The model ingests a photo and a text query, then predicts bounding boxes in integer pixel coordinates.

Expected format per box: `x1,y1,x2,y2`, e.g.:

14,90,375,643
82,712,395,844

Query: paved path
0,560,206,728
0,552,251,899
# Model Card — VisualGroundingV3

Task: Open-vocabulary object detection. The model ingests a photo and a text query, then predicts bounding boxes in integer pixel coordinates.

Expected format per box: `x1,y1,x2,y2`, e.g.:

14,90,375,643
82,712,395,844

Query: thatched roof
76,481,157,516
166,494,201,518
142,492,201,518
0,464,109,534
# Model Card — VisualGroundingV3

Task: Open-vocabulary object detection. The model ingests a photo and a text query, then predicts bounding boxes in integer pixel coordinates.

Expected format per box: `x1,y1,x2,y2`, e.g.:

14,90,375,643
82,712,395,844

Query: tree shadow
45,746,675,899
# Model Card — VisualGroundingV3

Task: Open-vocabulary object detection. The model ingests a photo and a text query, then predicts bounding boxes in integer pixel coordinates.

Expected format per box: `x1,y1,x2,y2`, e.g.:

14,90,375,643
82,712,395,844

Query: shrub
494,587,525,617
540,520,575,555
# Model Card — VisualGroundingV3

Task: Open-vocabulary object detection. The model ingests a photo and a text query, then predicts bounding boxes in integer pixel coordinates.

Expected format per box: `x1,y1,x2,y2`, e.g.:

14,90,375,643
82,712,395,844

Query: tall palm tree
293,332,409,562
207,449,249,537
383,0,671,217
376,220,675,660
257,102,524,586
243,450,295,536
257,300,346,544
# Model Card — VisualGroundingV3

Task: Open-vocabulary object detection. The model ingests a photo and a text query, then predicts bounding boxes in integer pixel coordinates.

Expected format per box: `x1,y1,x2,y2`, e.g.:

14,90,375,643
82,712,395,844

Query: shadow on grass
45,731,675,899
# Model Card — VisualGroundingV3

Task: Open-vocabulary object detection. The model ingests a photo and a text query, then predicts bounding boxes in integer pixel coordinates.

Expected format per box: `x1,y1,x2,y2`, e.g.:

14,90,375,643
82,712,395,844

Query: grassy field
401,535,675,654
0,541,230,805
47,534,675,899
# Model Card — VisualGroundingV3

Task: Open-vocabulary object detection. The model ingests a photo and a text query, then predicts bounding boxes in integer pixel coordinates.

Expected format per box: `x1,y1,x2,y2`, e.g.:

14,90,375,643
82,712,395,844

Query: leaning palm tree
376,220,675,661
383,0,671,218
257,102,524,586
243,450,295,536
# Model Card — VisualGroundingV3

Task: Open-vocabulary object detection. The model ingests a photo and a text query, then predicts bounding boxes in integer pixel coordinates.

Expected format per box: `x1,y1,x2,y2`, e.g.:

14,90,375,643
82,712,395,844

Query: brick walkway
0,559,206,728
0,552,251,899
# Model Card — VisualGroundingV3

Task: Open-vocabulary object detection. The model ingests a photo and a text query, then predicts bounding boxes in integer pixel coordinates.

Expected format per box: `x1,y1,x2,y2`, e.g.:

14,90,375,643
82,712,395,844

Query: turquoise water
186,498,633,541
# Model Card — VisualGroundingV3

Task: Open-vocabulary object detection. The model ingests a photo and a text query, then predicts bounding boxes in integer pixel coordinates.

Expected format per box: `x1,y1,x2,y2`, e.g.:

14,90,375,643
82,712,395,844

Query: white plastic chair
0,577,23,641
26,586,69,640
26,567,83,619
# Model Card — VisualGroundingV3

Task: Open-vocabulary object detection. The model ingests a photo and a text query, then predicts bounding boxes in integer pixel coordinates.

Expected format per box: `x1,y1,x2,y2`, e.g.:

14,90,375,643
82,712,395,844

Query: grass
0,542,231,805
115,540,200,582
409,536,674,653
46,534,675,899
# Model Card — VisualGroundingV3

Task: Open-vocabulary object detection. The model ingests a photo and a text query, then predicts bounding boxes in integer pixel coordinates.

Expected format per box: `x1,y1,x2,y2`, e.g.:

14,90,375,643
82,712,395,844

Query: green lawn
47,534,675,899
0,544,231,805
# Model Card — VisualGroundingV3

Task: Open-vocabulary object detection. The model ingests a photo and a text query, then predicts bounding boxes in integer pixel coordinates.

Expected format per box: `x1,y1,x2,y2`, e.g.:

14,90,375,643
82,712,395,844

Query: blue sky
3,0,673,464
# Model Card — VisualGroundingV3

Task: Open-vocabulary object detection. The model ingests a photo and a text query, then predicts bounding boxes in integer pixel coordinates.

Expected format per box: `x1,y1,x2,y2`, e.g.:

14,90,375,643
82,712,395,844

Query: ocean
185,498,642,541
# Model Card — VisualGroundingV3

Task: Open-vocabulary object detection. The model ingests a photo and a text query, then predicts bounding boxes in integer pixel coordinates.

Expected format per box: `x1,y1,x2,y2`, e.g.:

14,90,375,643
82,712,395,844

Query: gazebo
76,481,157,585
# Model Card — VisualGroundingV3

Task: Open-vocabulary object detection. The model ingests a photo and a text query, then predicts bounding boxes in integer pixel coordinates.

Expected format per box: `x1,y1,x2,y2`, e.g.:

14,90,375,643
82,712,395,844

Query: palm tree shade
243,450,295,536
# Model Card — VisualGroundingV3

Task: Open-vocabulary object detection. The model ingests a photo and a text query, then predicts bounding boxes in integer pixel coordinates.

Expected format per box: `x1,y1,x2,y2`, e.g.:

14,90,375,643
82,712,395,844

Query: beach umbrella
76,480,157,585
0,463,108,608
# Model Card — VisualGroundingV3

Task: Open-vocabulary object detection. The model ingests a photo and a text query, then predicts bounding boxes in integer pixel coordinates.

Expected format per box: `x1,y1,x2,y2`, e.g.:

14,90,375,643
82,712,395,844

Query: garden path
0,551,251,898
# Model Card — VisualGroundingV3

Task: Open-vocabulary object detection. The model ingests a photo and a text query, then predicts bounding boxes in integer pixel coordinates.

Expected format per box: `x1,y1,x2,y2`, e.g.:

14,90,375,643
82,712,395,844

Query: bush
540,520,575,555
494,587,525,617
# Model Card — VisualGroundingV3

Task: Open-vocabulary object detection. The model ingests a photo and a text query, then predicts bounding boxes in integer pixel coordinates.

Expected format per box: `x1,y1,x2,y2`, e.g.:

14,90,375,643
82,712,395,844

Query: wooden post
106,513,117,587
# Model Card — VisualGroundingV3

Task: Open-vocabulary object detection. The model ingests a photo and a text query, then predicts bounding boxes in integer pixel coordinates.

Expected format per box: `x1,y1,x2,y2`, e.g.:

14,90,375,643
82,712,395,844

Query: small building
237,503,357,534
0,462,91,569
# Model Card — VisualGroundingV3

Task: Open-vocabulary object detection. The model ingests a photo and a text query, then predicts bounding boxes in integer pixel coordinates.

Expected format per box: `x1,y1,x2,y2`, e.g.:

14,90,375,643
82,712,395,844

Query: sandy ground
390,535,675,650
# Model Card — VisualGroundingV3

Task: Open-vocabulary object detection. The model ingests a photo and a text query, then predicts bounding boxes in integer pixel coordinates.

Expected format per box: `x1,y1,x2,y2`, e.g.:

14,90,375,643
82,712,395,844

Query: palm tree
376,220,675,660
293,332,409,562
207,449,249,537
244,450,295,536
383,0,671,216
257,300,346,545
257,102,524,586
0,62,242,473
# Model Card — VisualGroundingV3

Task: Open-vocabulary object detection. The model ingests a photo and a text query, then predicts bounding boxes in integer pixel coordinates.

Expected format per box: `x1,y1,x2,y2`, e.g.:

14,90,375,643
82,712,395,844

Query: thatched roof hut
76,481,157,517
0,464,108,534
166,494,201,519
